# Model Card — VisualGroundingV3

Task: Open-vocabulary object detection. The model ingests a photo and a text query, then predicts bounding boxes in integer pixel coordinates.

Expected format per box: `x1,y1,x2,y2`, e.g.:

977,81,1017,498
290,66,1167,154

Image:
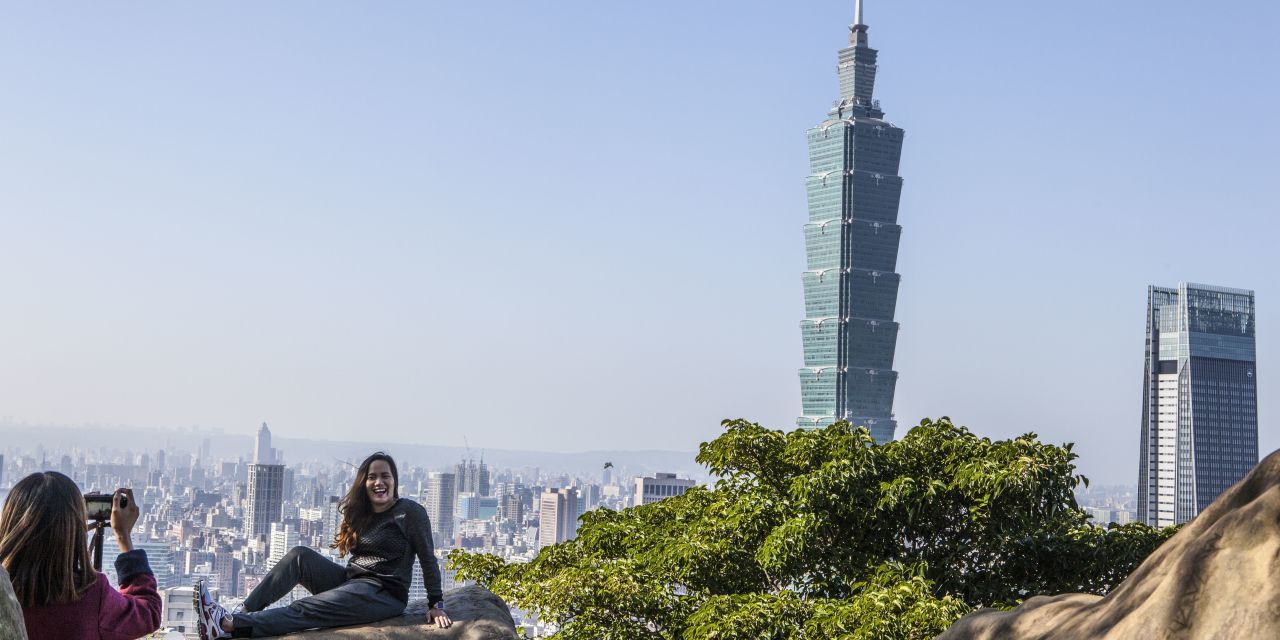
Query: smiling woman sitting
193,452,451,638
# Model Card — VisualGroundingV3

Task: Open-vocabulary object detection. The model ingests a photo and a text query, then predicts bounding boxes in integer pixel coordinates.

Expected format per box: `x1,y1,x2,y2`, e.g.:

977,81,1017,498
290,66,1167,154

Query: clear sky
1,1,1276,484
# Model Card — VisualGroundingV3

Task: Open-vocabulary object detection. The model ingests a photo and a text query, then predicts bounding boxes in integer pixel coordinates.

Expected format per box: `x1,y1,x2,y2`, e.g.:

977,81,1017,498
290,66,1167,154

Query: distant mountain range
0,422,708,483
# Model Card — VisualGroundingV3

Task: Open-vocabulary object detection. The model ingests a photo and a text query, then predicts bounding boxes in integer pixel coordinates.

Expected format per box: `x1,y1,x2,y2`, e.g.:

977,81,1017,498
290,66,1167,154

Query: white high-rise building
254,422,276,464
162,585,217,636
1153,371,1178,526
633,473,696,507
425,472,456,545
538,488,579,550
267,523,300,571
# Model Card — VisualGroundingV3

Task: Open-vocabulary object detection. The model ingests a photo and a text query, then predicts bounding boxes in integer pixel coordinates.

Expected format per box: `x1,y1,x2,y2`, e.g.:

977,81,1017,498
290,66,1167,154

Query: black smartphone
85,495,115,520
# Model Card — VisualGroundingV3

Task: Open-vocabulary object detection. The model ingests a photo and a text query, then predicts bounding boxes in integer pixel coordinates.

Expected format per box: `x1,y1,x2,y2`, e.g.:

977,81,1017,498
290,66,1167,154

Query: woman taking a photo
195,451,451,638
0,472,161,640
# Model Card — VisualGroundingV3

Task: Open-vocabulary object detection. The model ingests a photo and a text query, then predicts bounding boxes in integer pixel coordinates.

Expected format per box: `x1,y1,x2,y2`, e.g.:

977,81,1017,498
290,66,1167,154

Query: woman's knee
284,546,317,563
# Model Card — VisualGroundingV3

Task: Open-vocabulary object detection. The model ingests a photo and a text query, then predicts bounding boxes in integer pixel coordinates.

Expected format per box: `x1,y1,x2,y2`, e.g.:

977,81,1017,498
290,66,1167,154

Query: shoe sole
193,580,213,640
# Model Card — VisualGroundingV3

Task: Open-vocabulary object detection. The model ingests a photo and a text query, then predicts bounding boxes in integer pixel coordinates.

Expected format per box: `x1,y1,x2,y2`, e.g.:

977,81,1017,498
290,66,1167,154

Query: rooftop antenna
850,0,870,47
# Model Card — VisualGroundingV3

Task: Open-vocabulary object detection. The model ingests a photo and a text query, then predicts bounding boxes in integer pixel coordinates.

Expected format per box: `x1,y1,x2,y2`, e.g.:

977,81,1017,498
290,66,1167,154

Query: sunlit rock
937,449,1280,639
258,585,517,639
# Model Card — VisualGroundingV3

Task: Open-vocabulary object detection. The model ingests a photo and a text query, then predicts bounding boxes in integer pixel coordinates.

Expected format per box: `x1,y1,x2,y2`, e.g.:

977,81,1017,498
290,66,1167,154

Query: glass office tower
1138,283,1258,527
798,2,905,443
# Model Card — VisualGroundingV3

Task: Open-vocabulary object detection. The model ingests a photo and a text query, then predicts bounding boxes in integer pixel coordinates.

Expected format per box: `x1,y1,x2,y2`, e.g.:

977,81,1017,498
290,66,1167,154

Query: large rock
937,448,1280,640
0,563,28,640
260,585,517,639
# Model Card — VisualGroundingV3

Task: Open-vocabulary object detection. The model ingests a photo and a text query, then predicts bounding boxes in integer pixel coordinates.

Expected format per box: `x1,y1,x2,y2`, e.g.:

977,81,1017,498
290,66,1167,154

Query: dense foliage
451,418,1176,639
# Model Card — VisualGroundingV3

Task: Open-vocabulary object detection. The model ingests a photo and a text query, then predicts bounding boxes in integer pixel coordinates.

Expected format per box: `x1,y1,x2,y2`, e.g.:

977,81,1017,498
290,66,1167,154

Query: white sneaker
193,579,231,640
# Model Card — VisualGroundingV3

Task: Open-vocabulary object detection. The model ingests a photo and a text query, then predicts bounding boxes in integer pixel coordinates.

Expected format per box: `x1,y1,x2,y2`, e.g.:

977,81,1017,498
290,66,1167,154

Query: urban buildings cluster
0,422,695,638
1076,485,1140,526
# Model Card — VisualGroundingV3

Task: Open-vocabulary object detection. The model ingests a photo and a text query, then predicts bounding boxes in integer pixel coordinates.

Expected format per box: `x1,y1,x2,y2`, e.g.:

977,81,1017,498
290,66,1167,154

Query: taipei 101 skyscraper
797,1,905,443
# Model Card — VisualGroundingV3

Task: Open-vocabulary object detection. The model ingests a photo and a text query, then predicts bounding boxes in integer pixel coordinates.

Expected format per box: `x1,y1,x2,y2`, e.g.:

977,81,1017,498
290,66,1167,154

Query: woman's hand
428,606,452,629
111,487,139,552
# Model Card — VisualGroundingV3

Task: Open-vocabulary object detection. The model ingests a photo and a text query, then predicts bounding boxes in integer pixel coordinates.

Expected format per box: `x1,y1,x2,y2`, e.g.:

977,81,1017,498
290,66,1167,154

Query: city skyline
1,1,1278,486
0,429,684,636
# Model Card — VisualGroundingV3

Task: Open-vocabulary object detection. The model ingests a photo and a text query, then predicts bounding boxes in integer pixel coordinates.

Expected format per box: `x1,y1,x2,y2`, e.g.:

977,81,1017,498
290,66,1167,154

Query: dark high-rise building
1138,283,1258,527
497,491,524,530
245,463,285,538
797,0,906,443
134,541,177,589
454,458,490,497
213,551,242,598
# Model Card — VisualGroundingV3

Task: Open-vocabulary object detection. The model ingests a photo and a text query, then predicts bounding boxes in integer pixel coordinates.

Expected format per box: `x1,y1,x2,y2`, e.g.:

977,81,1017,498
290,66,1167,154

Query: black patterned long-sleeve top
344,498,444,607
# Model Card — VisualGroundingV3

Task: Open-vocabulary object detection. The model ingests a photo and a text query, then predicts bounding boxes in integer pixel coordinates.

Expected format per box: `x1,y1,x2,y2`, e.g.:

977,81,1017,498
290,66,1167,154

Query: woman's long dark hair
332,452,399,555
0,472,97,607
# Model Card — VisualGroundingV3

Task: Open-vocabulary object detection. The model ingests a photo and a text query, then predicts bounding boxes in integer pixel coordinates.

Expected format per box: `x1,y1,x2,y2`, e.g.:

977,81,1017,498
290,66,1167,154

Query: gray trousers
231,546,405,638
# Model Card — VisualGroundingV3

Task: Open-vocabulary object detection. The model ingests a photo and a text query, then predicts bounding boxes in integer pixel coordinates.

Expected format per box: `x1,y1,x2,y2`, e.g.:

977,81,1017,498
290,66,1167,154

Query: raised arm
98,549,162,640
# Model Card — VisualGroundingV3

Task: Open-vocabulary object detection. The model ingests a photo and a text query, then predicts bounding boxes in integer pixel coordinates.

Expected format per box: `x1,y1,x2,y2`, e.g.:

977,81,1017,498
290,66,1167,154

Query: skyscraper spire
254,422,271,464
850,0,870,47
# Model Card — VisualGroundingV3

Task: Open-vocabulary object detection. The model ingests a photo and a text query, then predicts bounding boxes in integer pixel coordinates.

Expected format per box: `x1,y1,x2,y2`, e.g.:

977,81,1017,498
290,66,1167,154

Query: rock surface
937,448,1280,640
259,585,517,639
1,563,28,640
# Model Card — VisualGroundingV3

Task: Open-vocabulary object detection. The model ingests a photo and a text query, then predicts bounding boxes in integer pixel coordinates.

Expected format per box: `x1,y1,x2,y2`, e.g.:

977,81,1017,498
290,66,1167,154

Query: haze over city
2,0,1278,485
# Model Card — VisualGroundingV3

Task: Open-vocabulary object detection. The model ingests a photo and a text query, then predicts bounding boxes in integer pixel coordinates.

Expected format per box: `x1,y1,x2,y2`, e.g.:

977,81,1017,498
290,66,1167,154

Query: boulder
937,448,1280,640
0,563,28,640
260,585,517,639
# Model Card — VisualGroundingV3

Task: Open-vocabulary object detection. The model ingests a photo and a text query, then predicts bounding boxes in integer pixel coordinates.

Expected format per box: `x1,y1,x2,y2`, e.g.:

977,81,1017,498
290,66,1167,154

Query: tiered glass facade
798,13,905,443
1138,283,1258,526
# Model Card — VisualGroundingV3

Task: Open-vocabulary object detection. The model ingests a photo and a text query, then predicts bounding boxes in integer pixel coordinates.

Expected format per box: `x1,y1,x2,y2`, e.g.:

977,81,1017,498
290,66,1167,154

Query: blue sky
0,1,1276,484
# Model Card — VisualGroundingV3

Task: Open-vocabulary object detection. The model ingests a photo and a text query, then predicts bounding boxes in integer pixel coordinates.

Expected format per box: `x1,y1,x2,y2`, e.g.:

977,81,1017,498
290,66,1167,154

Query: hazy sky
1,1,1276,484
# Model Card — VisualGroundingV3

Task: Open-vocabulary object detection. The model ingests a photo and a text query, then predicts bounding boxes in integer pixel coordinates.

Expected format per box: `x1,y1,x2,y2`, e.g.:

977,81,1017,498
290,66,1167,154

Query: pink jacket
21,549,162,640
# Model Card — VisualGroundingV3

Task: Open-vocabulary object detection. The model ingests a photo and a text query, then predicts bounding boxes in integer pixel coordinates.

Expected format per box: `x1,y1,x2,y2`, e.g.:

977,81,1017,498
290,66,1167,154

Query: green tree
451,418,1175,640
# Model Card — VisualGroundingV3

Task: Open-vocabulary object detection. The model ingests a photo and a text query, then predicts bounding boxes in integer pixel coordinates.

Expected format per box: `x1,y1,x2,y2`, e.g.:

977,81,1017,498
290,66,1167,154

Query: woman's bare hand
111,487,139,551
428,607,452,629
